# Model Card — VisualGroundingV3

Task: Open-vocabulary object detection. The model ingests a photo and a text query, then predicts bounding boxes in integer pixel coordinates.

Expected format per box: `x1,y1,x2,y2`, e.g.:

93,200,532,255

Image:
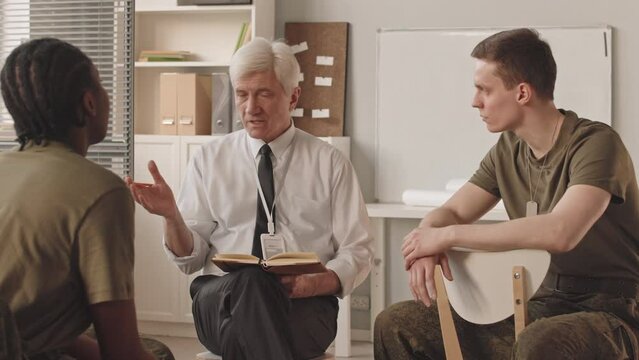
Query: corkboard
285,22,348,136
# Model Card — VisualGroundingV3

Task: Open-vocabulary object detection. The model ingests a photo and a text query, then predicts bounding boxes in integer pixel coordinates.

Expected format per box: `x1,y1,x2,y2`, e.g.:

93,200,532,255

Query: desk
366,203,509,339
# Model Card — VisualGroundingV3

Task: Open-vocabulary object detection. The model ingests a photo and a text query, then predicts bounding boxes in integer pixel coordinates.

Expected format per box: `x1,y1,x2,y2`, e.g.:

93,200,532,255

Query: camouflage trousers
27,329,175,360
2,299,173,360
81,329,175,360
0,301,175,360
374,287,639,359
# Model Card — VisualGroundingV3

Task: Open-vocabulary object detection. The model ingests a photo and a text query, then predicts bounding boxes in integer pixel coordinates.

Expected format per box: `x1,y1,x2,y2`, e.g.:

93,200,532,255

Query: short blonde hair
229,37,300,95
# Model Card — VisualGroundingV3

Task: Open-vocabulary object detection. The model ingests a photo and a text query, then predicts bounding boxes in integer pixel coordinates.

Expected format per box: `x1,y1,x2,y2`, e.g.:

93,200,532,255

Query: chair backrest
443,248,550,324
434,248,551,359
0,300,24,360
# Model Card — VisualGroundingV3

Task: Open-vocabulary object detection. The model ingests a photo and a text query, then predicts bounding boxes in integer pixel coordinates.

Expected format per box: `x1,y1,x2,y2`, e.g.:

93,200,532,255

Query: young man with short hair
375,28,639,359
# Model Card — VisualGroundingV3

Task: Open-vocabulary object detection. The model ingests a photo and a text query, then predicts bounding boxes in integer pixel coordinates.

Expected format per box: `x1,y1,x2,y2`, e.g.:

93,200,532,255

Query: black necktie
252,144,275,258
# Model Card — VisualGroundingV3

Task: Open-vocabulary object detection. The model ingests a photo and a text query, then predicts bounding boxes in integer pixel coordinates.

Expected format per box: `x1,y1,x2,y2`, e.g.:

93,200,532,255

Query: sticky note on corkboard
285,22,348,137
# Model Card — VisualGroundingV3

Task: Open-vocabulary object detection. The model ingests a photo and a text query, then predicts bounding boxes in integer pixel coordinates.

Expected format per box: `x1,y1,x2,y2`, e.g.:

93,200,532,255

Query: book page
213,253,259,264
267,252,318,261
265,252,320,266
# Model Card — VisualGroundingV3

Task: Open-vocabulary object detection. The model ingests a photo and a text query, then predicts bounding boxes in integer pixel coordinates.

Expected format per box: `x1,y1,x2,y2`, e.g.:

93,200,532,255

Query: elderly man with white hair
127,37,373,360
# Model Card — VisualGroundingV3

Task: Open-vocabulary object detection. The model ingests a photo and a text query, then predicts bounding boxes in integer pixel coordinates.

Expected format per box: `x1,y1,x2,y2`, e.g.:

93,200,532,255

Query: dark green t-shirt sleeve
469,143,501,198
77,186,135,304
568,127,632,204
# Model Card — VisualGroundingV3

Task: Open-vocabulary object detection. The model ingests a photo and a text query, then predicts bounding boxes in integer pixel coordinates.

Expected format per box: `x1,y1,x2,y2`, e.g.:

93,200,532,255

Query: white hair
229,37,301,95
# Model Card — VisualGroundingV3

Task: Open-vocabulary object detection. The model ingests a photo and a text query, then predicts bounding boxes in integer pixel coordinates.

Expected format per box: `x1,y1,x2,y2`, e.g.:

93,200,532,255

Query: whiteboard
375,26,612,202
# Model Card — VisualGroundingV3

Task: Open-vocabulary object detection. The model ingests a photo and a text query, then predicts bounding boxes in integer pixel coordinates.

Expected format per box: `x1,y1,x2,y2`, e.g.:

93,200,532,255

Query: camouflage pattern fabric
375,289,638,360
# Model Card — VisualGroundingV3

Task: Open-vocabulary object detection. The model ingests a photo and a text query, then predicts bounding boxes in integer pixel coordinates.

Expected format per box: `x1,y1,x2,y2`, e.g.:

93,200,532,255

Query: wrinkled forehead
235,70,286,93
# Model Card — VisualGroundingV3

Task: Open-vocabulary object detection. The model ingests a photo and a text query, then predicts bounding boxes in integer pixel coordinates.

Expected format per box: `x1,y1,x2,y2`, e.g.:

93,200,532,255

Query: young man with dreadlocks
0,38,172,359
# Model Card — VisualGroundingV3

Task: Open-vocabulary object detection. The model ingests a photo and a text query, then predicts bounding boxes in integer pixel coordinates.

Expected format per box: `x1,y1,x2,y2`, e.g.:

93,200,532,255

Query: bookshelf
132,4,354,355
132,0,275,337
136,5,253,14
134,0,274,134
134,61,229,68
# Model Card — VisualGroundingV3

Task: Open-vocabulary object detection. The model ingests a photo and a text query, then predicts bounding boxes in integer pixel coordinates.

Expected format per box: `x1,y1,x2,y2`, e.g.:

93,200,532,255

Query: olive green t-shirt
470,110,639,282
0,141,135,355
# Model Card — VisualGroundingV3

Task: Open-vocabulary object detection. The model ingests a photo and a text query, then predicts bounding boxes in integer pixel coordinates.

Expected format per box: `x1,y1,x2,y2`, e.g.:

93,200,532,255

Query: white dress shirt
164,124,373,297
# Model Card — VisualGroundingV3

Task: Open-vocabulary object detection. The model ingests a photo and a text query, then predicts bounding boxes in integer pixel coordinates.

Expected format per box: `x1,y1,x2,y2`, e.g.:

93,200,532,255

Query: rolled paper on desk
402,188,506,209
401,189,453,207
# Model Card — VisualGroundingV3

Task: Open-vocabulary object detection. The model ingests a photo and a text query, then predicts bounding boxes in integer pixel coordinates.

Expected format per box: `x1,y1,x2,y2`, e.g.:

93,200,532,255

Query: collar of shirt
247,121,296,166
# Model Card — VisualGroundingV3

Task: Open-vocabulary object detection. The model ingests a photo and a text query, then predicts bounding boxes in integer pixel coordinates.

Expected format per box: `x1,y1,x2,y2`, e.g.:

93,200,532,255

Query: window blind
0,0,134,177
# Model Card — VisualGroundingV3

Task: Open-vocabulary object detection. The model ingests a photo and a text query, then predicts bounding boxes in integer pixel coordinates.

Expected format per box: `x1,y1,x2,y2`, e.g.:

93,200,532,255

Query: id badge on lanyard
261,233,285,260
257,185,286,259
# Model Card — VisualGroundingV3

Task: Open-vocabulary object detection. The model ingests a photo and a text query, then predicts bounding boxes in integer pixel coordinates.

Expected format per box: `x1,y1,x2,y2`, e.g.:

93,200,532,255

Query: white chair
434,248,551,359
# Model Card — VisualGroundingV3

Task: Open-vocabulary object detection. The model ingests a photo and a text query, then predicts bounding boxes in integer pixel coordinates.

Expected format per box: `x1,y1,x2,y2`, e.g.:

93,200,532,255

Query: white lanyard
252,136,296,235
255,170,276,234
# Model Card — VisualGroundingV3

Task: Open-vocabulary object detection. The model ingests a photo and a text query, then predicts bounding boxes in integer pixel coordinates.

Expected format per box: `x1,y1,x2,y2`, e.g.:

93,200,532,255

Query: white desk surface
366,203,509,222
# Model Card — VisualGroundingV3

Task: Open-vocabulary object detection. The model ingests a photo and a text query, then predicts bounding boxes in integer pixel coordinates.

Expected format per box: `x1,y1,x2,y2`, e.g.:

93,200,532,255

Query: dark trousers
374,288,639,360
0,300,22,360
190,267,338,360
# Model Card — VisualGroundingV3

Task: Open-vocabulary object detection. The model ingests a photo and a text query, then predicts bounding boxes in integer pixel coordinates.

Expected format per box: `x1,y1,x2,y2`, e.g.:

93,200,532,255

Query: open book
212,252,326,275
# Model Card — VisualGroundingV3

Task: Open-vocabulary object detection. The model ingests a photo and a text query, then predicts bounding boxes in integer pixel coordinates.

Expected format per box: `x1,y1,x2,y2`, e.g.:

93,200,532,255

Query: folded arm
403,182,610,305
403,183,611,263
403,182,498,305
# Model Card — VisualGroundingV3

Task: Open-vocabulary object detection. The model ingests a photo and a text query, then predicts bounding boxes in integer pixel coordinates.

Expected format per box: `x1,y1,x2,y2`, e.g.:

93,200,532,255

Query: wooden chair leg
435,265,463,360
512,266,528,340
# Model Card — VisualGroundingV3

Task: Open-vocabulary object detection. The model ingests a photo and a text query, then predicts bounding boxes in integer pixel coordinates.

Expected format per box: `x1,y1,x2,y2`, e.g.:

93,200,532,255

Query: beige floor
152,335,374,360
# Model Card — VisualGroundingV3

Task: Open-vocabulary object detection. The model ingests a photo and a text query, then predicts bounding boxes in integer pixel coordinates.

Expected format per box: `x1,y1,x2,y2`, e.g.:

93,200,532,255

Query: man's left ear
82,89,98,118
516,83,532,105
289,86,301,112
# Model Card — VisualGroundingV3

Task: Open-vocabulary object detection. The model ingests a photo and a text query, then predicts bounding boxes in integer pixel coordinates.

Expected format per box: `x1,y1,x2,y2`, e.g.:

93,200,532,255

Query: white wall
275,0,639,202
275,0,639,321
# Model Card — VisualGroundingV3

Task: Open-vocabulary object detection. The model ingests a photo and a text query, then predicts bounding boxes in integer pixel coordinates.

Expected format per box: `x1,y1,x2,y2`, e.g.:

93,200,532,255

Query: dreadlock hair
0,38,99,150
